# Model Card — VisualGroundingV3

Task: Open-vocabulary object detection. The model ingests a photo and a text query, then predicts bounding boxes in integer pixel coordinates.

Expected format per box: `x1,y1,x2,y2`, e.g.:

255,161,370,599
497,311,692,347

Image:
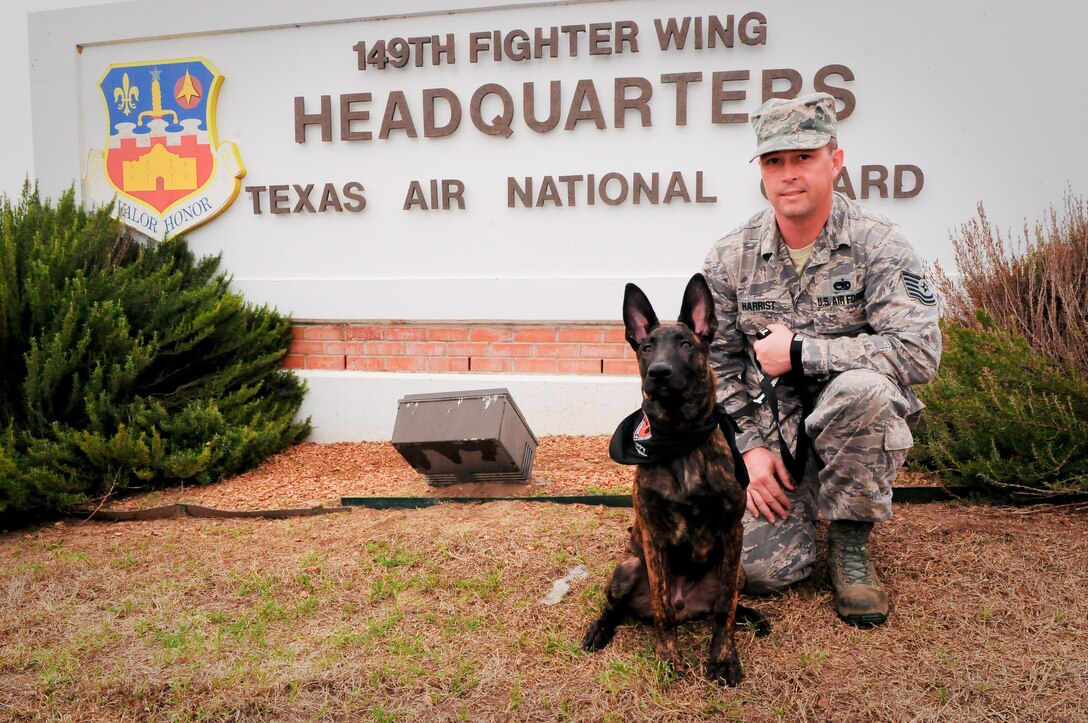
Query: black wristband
790,334,804,375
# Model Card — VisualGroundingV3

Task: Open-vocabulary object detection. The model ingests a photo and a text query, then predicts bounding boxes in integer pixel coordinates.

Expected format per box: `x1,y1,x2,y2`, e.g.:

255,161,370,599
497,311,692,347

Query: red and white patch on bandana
633,414,653,442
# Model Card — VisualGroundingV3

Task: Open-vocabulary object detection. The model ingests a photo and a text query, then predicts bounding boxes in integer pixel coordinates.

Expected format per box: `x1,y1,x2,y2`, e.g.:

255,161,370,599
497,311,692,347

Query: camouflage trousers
741,369,917,594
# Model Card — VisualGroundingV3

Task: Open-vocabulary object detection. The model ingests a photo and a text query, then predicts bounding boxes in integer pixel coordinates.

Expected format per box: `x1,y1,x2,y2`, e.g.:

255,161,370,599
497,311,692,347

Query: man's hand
742,446,794,522
753,323,794,377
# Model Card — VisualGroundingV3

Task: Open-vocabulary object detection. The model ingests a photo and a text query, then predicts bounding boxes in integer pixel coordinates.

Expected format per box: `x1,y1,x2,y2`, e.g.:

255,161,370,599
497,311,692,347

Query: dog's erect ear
623,283,659,349
679,273,718,342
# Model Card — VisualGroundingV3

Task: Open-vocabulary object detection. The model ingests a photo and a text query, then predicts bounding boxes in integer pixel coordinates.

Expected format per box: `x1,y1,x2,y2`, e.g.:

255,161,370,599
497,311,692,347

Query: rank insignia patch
83,57,245,240
902,270,937,306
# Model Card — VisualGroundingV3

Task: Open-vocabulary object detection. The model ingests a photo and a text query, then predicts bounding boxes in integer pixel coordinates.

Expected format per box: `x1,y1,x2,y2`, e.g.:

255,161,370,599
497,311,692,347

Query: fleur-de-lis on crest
113,73,139,116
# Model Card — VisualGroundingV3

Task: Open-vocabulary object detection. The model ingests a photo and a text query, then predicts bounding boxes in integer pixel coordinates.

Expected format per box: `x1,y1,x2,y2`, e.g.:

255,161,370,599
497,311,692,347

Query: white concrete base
295,371,642,442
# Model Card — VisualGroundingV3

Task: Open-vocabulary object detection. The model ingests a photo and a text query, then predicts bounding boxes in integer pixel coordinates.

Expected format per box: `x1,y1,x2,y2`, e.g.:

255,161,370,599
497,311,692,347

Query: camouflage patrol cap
750,92,838,161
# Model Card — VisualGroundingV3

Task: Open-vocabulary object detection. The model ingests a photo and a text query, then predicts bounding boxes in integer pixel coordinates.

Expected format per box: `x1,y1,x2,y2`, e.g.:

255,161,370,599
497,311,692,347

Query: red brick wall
283,322,639,375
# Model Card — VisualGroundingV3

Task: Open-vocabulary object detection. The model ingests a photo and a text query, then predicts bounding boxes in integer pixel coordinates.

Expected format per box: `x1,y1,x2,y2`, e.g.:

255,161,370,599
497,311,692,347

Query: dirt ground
2,437,1086,721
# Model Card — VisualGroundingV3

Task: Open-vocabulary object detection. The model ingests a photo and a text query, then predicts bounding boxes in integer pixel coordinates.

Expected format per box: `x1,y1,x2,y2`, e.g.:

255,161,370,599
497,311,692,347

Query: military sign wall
29,0,1088,321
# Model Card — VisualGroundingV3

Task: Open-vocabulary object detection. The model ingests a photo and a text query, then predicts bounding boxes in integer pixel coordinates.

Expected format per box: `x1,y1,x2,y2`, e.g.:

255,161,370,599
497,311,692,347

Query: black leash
339,487,967,510
731,328,815,485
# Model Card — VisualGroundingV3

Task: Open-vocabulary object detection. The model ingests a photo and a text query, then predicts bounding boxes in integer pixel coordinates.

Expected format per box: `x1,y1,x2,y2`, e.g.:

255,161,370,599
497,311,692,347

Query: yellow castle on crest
122,144,197,192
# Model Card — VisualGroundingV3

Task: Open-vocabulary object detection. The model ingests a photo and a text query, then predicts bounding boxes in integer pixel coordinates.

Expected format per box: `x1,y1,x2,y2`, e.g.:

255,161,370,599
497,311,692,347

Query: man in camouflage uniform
702,92,941,625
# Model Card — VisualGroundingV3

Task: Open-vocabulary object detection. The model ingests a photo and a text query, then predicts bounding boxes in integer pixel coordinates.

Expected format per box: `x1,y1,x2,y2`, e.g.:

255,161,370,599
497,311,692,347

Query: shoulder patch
902,270,937,306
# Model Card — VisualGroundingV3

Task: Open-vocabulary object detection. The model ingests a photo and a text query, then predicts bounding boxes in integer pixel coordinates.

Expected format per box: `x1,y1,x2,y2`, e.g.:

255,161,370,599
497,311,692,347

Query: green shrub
913,315,1088,501
917,193,1088,502
0,183,310,521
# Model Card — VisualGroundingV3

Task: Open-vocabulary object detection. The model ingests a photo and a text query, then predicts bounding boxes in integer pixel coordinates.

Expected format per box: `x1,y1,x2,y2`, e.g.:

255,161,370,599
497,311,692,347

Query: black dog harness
609,404,750,489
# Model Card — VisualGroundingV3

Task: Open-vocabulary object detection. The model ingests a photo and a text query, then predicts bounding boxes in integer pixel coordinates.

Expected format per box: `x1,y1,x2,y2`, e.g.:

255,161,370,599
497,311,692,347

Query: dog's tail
736,604,771,637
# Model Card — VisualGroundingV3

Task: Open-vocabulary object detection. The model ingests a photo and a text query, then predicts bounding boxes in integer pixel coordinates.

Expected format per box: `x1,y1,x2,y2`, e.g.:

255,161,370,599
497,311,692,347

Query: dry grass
2,439,1087,721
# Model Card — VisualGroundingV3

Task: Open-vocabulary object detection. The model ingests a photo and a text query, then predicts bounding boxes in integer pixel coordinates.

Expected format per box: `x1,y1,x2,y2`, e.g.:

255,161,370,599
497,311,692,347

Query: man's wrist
741,444,770,458
790,333,804,375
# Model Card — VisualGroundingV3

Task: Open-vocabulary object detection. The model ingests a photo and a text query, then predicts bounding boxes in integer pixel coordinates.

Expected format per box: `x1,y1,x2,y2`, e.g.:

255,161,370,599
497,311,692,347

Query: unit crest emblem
83,57,245,239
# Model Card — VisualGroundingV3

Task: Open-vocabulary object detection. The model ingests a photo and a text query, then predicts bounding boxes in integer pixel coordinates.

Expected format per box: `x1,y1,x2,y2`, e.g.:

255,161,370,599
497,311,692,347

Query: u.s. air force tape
902,270,937,306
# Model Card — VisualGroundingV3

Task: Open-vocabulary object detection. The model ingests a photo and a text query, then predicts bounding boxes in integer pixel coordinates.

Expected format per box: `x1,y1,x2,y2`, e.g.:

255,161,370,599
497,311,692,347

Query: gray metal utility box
391,388,539,485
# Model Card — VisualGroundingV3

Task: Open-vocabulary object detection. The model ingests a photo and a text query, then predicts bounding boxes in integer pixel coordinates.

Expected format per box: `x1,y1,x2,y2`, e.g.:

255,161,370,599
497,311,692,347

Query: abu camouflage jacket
702,193,942,454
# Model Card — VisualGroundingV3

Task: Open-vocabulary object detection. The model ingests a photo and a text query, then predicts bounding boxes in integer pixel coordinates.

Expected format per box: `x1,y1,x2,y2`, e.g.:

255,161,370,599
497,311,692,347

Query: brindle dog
582,273,768,686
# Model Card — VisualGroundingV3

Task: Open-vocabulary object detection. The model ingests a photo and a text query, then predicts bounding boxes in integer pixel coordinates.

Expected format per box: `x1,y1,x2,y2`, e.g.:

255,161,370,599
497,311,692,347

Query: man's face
758,145,844,224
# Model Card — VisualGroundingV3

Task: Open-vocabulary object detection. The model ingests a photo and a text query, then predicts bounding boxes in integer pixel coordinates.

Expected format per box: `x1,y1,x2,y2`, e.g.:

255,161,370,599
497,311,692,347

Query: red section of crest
634,414,652,441
106,135,213,213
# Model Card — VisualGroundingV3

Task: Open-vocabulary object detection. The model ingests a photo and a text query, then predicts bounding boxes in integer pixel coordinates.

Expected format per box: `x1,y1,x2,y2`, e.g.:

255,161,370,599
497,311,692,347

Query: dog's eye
641,343,653,354
680,340,692,350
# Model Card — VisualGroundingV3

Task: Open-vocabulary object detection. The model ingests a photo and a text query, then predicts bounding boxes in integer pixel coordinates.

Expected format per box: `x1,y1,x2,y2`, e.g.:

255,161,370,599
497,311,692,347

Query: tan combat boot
827,521,888,626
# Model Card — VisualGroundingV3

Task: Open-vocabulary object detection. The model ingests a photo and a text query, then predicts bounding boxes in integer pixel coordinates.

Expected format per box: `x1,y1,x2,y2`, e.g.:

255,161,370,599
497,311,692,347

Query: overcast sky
2,0,112,201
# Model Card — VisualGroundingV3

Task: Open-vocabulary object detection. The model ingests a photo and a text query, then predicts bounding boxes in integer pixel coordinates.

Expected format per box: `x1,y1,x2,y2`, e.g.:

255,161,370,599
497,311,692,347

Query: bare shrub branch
934,191,1088,376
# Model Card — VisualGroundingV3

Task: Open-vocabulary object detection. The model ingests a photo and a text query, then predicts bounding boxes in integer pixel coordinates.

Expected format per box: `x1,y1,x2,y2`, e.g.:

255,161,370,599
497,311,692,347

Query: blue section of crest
100,60,217,135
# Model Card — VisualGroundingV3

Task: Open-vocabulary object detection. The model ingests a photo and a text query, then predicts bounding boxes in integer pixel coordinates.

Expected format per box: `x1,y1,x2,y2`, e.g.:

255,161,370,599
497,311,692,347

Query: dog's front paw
655,638,683,672
706,651,744,687
582,620,615,652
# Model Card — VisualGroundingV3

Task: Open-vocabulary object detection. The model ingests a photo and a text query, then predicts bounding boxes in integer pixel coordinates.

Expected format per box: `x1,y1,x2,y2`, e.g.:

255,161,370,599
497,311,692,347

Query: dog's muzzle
644,362,680,397
647,362,672,381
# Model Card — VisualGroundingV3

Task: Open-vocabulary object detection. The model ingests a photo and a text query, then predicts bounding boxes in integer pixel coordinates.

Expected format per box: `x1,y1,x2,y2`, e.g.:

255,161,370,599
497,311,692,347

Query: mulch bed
101,436,943,513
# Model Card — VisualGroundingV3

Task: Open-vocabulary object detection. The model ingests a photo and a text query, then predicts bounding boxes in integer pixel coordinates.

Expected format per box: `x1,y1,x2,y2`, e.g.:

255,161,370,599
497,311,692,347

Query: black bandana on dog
609,404,749,488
